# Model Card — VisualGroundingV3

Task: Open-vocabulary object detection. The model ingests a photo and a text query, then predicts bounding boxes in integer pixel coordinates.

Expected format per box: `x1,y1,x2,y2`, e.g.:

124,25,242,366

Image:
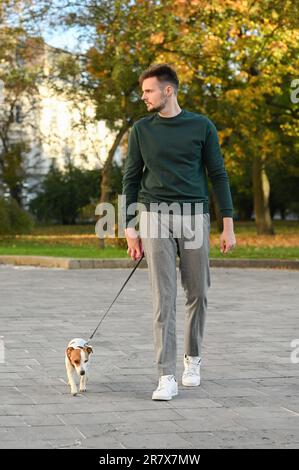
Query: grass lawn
0,241,127,258
0,220,298,260
20,219,299,236
0,241,298,259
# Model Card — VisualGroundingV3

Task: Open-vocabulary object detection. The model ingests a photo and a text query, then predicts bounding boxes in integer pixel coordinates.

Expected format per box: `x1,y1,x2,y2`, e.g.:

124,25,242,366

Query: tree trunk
98,123,130,248
9,185,23,207
252,154,275,235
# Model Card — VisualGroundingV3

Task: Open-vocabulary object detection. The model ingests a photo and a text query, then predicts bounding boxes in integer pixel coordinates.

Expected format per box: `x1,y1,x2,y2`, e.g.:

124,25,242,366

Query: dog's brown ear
86,346,93,355
66,347,74,359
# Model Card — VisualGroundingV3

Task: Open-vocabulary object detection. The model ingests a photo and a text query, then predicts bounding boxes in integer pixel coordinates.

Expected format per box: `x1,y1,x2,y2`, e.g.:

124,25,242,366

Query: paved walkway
0,265,299,449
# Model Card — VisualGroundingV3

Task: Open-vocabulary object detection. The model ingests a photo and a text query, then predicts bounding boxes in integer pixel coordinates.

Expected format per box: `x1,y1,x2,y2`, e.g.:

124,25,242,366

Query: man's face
141,76,169,112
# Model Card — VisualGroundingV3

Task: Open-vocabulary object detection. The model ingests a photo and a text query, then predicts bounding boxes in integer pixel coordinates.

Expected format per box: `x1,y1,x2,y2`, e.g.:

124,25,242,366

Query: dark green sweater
122,109,233,226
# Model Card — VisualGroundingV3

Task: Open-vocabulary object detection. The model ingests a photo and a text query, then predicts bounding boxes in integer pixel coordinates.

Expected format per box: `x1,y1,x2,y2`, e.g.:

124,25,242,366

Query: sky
43,28,79,52
40,0,94,53
43,26,92,53
7,0,94,54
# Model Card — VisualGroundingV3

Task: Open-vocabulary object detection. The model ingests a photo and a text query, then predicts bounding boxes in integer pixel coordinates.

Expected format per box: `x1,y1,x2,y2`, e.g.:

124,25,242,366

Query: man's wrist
222,217,234,231
125,227,139,238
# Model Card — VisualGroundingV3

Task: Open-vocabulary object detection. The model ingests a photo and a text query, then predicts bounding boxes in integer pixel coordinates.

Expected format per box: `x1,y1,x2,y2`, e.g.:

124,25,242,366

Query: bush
30,164,102,225
0,198,11,234
0,197,34,235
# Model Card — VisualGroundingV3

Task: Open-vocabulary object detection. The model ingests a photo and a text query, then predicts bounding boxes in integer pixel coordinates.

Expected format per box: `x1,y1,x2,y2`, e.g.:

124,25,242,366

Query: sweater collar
155,109,185,121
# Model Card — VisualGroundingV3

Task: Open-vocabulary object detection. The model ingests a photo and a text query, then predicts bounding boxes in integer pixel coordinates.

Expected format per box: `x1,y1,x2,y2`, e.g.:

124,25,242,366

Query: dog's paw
71,390,78,396
79,387,86,393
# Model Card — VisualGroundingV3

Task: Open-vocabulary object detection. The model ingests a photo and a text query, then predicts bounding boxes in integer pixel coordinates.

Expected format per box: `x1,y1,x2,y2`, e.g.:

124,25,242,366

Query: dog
65,338,93,396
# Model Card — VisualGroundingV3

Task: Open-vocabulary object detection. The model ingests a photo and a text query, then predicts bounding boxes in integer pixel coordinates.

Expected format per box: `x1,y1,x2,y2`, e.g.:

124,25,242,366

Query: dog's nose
80,371,85,376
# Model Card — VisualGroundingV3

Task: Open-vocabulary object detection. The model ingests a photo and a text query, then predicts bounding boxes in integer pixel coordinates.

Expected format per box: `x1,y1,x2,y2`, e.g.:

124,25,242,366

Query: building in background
0,37,121,205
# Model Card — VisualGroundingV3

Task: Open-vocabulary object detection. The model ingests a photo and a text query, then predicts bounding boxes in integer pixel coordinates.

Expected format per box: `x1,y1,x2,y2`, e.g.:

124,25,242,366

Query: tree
30,161,102,224
21,0,299,235
65,1,174,188
0,26,44,206
151,0,299,233
34,0,186,243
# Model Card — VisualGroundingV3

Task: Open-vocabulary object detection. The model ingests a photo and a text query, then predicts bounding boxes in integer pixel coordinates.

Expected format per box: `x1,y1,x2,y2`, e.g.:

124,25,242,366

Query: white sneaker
182,355,201,386
152,375,178,400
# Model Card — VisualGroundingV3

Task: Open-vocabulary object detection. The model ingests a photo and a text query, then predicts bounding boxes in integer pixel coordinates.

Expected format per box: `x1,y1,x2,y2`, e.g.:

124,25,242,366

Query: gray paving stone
23,415,66,426
168,398,223,409
67,423,116,438
118,432,193,449
11,425,84,441
174,416,248,433
0,416,26,427
0,265,298,448
181,429,299,449
113,420,185,434
176,432,217,449
0,440,53,449
233,416,299,431
52,435,122,449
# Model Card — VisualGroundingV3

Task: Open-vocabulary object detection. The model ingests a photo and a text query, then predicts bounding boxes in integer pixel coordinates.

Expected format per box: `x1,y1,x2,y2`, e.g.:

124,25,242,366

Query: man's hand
125,227,144,261
220,217,237,254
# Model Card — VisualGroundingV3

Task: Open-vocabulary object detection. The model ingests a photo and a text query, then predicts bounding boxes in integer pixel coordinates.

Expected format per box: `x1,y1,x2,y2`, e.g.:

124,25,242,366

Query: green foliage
0,199,11,234
58,0,299,226
0,25,43,206
268,152,299,218
29,163,102,224
109,161,124,205
0,197,33,234
5,0,299,226
29,161,123,225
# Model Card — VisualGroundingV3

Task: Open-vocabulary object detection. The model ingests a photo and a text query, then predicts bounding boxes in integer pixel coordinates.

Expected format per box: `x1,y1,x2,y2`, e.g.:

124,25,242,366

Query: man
122,63,236,400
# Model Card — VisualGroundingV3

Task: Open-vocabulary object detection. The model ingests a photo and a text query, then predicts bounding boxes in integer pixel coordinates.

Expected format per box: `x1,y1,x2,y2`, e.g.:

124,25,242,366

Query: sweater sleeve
202,120,234,218
122,125,144,227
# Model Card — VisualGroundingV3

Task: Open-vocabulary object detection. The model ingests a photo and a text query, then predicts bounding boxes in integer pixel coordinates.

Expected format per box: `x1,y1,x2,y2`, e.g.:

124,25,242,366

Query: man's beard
148,95,167,112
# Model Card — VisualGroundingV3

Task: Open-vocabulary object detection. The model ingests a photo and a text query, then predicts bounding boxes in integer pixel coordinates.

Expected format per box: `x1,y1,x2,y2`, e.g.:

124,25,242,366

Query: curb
0,255,298,270
209,258,299,270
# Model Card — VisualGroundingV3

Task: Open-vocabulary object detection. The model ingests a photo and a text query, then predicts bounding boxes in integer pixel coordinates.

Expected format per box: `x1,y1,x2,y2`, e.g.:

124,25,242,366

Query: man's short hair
139,63,179,94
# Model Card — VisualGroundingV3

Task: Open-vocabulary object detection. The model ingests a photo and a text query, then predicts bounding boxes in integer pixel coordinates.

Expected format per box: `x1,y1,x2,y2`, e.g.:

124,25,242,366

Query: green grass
0,239,298,259
30,224,96,235
210,246,299,259
0,220,298,260
0,241,128,258
211,220,299,234
29,220,299,236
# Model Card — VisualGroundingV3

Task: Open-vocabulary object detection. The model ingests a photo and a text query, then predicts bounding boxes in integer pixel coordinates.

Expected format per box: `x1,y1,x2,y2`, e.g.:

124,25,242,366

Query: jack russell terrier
65,338,93,396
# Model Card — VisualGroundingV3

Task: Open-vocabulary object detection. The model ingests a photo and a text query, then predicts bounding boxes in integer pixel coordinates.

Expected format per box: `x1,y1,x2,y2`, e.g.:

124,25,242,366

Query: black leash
88,253,144,341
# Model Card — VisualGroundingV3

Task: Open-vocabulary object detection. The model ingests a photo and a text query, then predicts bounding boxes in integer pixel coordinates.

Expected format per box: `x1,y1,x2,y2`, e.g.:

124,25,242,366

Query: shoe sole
152,390,178,401
182,380,200,387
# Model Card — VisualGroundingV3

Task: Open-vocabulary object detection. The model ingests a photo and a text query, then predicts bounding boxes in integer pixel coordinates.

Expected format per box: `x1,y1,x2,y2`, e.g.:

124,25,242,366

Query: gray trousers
140,211,211,377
